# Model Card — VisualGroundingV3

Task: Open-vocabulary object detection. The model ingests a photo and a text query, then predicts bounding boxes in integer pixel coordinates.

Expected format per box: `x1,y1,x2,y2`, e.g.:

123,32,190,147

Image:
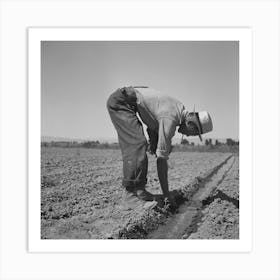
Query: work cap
196,111,213,141
185,110,213,141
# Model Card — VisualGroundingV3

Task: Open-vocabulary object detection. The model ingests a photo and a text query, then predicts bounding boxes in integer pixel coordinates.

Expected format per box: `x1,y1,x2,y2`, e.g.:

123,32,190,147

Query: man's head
178,111,213,141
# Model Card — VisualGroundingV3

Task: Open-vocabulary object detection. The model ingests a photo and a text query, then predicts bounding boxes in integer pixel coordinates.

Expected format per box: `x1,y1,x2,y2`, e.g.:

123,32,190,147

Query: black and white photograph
2,0,280,279
40,40,239,240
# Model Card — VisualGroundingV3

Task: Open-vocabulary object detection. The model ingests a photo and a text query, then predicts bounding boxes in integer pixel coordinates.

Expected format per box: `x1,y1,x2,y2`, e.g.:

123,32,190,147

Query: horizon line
41,135,240,141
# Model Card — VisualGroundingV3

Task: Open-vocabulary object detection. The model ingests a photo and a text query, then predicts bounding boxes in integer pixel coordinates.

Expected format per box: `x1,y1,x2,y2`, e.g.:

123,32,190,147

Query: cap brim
195,114,203,142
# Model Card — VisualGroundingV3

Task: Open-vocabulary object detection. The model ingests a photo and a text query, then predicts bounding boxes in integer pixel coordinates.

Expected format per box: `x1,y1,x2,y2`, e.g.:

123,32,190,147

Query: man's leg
107,88,148,191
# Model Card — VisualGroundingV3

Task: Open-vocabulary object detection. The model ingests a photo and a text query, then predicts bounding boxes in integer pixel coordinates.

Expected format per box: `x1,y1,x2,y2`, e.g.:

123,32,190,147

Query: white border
28,27,252,253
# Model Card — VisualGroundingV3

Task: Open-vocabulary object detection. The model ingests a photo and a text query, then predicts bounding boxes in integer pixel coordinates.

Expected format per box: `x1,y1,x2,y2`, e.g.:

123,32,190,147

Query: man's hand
166,193,177,208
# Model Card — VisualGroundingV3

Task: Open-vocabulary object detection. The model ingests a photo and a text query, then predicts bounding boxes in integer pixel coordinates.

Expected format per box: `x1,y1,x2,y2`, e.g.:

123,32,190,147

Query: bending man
107,86,213,208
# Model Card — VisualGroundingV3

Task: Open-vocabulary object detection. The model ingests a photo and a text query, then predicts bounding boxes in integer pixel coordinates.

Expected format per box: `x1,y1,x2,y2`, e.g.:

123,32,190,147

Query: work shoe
119,189,157,211
135,189,158,210
119,190,144,210
135,188,154,202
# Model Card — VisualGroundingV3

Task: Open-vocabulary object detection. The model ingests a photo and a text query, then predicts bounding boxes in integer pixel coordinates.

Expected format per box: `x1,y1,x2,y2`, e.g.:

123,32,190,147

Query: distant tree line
225,138,239,146
177,137,239,153
180,139,195,146
41,140,120,149
41,138,239,153
180,138,239,147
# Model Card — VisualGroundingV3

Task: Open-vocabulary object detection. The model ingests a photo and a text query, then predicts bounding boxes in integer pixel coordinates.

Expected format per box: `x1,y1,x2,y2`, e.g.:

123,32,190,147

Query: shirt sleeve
156,117,177,160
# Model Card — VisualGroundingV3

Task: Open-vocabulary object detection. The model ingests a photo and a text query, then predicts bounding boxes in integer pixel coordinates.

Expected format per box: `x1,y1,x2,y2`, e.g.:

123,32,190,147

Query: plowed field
41,147,238,239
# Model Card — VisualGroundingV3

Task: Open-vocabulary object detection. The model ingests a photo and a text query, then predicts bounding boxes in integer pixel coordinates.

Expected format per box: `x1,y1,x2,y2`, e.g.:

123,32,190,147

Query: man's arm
157,157,169,196
146,128,158,155
157,158,176,207
156,118,177,207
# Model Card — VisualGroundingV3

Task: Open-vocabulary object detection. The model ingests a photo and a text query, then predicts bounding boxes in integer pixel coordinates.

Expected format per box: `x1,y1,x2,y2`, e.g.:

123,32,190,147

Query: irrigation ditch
117,154,239,239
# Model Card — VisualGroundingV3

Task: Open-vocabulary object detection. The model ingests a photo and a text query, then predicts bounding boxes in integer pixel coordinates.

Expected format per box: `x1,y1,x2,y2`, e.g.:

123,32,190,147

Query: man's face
178,121,199,136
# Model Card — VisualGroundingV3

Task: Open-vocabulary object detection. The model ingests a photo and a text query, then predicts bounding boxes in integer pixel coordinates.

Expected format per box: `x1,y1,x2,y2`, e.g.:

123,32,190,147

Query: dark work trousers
106,88,148,192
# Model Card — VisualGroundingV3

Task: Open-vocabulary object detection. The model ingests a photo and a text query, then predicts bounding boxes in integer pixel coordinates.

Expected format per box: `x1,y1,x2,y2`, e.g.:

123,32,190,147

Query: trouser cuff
123,179,147,192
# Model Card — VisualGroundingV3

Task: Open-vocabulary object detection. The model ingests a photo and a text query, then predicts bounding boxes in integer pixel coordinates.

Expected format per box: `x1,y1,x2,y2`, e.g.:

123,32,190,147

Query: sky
41,41,239,142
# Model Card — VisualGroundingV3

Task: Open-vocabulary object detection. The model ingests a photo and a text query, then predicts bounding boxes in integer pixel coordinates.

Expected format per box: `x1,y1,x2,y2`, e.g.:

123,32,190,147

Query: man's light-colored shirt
134,87,185,159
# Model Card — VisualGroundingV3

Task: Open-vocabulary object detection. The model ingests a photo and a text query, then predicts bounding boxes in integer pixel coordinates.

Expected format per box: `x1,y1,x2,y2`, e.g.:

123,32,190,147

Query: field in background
41,147,239,239
41,138,239,154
